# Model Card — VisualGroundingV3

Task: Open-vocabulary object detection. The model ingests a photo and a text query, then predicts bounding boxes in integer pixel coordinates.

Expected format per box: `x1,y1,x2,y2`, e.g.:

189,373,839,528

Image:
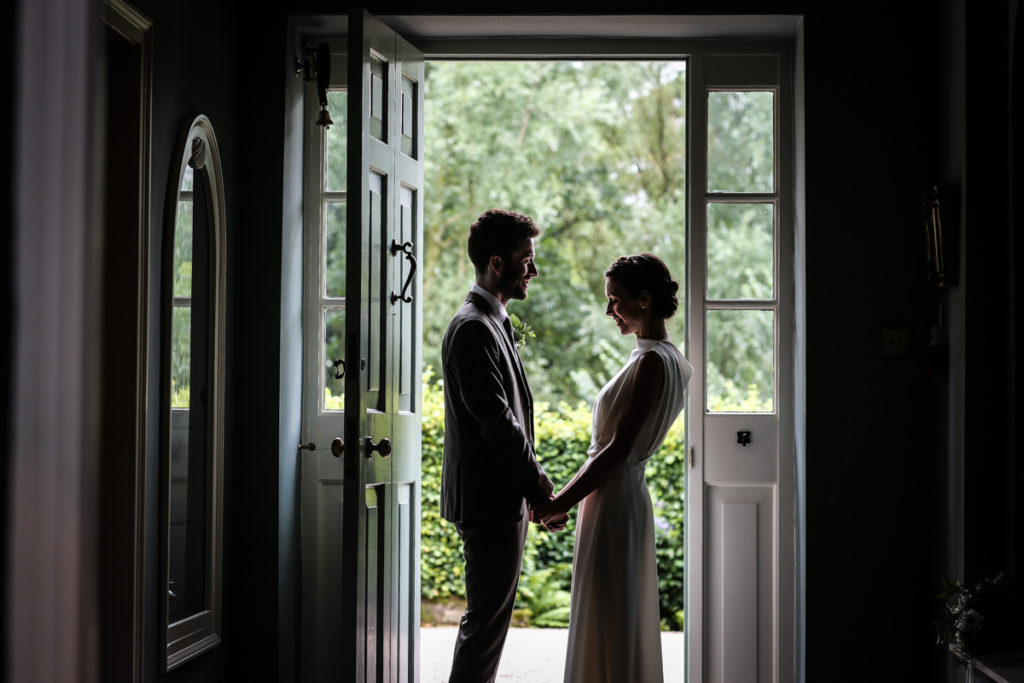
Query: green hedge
420,369,687,630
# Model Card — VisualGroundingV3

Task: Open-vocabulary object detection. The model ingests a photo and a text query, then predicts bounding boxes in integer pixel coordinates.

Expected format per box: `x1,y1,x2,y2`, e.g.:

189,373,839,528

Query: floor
420,626,685,682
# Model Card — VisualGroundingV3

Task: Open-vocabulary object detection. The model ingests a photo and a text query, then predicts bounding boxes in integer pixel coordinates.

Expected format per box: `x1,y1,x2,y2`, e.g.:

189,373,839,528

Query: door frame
284,12,805,683
395,15,804,683
99,2,152,681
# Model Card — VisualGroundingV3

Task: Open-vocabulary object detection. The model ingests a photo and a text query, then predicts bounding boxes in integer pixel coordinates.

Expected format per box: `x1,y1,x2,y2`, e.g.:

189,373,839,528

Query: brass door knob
330,438,345,458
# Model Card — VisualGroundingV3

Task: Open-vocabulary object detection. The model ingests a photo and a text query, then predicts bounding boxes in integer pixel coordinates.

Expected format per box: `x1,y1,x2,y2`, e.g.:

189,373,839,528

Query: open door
300,10,424,683
686,50,795,683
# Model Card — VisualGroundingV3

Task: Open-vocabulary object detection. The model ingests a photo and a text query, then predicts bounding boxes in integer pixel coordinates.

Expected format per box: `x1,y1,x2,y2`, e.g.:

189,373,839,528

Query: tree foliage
423,61,775,410
423,61,689,407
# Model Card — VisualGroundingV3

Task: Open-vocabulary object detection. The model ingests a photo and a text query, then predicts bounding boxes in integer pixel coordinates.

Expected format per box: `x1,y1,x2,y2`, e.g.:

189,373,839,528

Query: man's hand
530,496,570,532
540,511,569,532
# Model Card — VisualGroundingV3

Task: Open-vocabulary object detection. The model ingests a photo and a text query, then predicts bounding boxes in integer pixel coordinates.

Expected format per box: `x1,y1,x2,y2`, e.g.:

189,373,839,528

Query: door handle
389,239,417,304
331,438,345,458
365,436,392,459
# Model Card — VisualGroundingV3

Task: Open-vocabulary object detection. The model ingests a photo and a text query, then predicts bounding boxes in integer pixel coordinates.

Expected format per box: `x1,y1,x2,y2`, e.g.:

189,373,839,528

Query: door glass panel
370,57,386,142
368,173,384,405
171,173,194,408
706,309,774,413
325,90,348,192
707,202,774,300
171,307,191,408
707,90,774,193
324,201,346,297
400,73,417,158
324,307,345,411
173,208,193,297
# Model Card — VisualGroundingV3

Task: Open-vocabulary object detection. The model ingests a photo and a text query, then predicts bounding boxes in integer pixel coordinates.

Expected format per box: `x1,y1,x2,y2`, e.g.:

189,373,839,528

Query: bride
533,252,692,683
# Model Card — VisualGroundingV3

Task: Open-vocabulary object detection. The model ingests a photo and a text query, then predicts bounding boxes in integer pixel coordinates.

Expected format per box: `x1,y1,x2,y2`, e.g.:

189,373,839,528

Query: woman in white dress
533,252,692,683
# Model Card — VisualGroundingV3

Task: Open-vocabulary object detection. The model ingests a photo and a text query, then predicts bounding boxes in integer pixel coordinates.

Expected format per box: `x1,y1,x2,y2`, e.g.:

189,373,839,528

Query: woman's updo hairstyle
604,252,680,319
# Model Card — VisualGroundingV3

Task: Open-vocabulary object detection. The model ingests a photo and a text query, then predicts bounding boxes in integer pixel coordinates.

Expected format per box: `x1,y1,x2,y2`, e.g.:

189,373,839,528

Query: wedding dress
563,338,692,683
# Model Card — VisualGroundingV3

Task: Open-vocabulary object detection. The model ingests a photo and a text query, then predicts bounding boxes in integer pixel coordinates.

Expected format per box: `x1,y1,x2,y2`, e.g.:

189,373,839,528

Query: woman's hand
531,496,570,531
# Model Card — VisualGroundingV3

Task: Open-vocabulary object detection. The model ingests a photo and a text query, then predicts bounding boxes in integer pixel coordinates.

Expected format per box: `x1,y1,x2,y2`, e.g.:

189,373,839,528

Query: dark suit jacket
440,291,553,525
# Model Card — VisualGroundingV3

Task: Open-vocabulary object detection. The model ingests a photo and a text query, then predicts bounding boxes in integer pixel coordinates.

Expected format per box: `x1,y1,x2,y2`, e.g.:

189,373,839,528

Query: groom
440,208,567,683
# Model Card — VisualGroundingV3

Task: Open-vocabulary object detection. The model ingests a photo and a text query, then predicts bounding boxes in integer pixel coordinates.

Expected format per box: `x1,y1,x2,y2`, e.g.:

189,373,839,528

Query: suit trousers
448,518,530,683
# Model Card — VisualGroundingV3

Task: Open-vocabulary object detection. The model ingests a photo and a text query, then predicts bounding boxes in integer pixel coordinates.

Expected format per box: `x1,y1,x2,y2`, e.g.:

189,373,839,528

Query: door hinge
689,445,695,469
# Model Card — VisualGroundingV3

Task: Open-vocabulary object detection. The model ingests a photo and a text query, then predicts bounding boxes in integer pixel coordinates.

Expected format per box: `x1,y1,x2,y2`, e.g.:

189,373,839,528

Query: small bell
317,105,333,129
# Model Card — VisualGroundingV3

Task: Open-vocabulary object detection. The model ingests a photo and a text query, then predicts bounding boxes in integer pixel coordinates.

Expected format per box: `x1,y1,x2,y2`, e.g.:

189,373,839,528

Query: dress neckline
635,337,667,352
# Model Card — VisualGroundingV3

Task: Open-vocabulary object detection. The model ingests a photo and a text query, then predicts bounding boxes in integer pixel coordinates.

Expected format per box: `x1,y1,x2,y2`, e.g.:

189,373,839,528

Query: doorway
416,59,690,682
293,14,798,683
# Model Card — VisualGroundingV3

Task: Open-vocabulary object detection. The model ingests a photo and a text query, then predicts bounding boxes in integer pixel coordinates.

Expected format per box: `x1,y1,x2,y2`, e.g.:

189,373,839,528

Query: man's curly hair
467,209,541,273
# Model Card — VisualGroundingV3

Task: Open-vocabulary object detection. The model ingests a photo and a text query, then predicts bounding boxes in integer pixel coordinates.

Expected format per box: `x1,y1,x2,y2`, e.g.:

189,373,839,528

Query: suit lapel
465,292,534,418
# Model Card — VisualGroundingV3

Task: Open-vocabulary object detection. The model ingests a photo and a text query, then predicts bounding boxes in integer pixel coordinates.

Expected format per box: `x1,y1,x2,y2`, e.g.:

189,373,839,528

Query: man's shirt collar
470,283,508,319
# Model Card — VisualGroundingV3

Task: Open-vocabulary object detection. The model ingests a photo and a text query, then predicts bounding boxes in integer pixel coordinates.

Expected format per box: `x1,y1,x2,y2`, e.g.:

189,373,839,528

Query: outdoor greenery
422,61,690,408
419,370,688,629
421,61,776,410
415,61,776,630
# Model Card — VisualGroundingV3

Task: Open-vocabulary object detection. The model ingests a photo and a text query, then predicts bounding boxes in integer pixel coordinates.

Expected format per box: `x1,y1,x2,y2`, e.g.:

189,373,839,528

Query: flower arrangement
509,313,535,349
935,571,1014,665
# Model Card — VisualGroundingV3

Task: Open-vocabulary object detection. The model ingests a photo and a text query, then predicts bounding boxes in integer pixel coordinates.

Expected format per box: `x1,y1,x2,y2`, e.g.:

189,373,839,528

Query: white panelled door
686,48,795,683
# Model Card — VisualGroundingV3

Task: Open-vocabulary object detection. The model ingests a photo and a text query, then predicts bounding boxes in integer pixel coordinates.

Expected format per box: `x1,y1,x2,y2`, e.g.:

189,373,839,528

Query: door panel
688,49,793,683
705,486,774,683
704,415,778,484
301,10,423,683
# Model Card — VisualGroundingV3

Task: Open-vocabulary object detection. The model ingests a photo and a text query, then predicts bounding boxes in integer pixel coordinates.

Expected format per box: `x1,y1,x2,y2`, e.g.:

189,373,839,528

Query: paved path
420,626,684,682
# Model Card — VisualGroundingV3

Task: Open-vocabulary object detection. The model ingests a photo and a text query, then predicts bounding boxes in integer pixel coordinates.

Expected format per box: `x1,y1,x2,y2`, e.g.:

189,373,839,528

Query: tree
423,61,691,406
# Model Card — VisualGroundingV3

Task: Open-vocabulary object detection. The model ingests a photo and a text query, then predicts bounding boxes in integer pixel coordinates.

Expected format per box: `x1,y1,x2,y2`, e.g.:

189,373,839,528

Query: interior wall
1013,1,1023,613
934,1,967,680
962,0,1018,583
1,0,15,677
128,0,243,679
801,7,942,680
961,5,1021,666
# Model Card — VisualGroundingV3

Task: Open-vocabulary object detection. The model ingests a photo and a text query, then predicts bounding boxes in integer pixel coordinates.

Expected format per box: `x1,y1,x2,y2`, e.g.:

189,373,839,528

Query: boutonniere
509,313,535,349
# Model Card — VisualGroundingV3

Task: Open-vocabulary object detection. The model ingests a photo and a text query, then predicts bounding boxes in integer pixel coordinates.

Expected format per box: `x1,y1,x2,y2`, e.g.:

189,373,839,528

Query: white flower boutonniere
509,313,535,349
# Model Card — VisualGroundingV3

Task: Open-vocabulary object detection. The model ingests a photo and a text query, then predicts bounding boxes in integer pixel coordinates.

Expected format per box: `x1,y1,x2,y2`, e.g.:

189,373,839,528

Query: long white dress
563,338,692,683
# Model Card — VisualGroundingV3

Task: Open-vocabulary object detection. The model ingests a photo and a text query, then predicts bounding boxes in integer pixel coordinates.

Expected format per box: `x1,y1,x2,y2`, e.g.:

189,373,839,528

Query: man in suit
441,208,567,683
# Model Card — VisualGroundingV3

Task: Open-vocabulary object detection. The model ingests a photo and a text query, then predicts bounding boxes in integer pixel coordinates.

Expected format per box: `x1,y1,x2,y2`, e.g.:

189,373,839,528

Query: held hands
530,495,570,532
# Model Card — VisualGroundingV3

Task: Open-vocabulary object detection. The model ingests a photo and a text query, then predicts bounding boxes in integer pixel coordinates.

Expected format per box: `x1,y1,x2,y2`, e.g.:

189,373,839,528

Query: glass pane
707,91,774,193
173,199,194,298
171,305,191,408
400,74,416,158
168,402,207,623
325,89,348,192
324,200,346,297
706,309,774,413
707,203,774,300
180,165,194,192
324,307,345,411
